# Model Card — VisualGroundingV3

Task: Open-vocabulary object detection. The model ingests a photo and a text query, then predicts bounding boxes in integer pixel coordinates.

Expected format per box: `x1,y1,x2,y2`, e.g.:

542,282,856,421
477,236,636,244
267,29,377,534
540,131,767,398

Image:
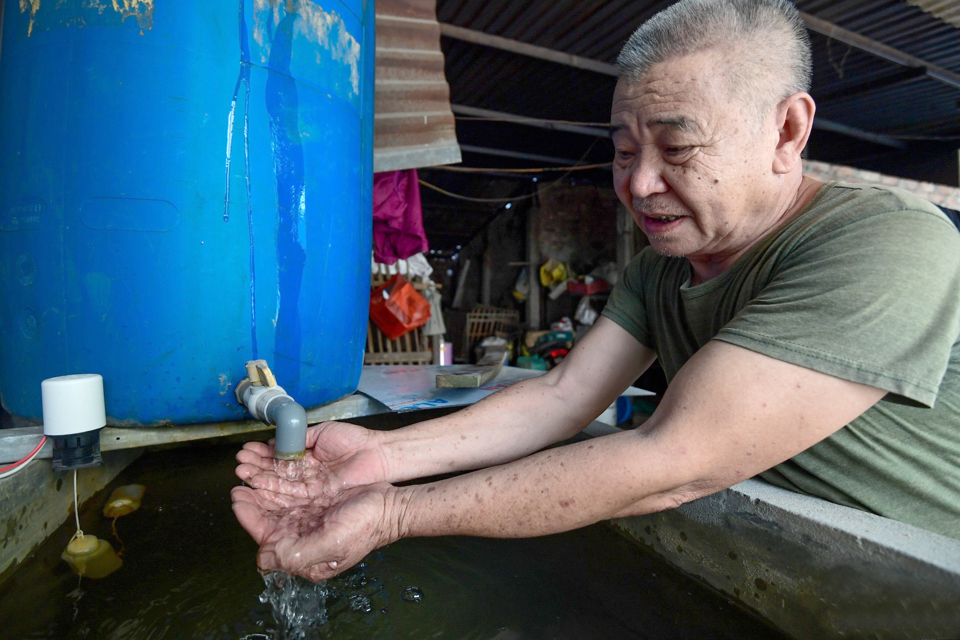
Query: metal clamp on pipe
235,360,307,460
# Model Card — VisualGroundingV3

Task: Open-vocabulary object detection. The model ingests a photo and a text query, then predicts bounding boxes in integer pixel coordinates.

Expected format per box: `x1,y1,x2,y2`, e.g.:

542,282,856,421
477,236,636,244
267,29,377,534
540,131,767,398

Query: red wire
0,436,47,473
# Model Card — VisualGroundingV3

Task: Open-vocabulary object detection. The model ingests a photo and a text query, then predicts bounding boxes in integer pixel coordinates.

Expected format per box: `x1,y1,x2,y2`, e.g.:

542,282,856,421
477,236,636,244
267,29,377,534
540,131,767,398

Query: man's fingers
240,440,275,458
267,534,344,581
231,490,272,544
301,561,343,582
256,544,283,573
235,462,273,484
241,468,316,498
233,483,319,512
304,423,329,448
231,485,287,510
236,443,275,466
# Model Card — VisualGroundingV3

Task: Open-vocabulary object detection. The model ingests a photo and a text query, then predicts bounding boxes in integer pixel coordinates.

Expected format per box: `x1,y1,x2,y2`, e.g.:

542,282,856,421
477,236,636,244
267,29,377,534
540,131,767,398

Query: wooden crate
364,320,434,365
464,305,520,361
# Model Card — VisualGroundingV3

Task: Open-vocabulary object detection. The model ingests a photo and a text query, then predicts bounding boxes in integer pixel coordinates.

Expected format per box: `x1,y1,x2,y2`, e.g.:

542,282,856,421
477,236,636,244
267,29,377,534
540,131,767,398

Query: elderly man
232,0,960,581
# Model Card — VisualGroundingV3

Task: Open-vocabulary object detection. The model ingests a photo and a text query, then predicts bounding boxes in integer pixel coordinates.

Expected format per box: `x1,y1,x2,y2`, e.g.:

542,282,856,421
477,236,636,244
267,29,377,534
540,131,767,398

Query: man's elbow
528,366,604,437
611,478,721,519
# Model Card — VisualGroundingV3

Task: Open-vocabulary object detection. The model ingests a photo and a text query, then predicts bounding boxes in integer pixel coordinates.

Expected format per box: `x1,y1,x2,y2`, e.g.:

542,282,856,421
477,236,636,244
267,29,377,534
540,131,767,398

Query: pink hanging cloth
372,169,429,264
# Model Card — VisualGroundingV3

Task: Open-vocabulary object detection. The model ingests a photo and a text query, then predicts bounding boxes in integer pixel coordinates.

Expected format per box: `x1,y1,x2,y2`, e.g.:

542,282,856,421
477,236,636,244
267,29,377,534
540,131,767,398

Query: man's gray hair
617,0,812,111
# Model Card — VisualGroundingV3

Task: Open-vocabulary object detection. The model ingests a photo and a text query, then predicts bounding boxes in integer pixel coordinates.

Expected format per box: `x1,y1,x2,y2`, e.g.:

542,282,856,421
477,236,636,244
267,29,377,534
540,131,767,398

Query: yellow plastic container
102,484,146,518
61,535,122,579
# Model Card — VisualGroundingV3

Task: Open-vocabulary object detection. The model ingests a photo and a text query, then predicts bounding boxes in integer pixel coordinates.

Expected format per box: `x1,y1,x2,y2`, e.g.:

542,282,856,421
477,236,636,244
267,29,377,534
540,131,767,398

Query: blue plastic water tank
0,0,374,425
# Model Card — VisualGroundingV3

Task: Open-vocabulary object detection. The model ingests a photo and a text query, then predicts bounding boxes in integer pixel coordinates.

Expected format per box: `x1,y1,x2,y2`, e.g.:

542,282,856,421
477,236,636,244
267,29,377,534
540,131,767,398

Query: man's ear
772,92,816,175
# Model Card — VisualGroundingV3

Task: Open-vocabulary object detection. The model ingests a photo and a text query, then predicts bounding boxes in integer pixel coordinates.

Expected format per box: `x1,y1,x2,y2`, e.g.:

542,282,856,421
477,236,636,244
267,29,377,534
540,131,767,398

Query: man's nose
630,156,668,198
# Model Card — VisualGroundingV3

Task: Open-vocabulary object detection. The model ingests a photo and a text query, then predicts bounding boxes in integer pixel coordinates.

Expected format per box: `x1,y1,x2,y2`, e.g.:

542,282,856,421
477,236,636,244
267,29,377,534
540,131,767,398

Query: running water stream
257,572,331,640
261,456,337,638
274,457,306,482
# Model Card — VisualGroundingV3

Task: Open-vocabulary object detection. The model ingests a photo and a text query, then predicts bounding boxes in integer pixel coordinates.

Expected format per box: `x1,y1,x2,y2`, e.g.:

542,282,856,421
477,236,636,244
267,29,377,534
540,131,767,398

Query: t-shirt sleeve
601,248,656,350
715,208,960,408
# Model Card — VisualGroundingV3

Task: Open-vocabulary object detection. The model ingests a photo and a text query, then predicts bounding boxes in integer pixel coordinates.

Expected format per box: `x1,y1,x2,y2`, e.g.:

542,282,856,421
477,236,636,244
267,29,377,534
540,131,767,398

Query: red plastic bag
369,274,431,340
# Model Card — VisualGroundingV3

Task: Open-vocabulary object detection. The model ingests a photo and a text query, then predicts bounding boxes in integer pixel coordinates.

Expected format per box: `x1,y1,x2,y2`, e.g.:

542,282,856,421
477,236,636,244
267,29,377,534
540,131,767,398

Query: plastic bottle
61,534,122,579
102,485,146,518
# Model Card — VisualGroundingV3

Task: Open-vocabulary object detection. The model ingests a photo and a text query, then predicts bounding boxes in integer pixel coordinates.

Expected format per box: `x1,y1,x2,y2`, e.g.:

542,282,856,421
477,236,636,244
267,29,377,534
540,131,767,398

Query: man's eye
615,149,635,161
664,146,691,157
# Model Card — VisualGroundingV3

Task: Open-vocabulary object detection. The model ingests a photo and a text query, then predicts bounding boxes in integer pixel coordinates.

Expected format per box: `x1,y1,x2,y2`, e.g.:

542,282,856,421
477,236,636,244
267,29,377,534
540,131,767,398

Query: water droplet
401,586,423,603
349,594,372,613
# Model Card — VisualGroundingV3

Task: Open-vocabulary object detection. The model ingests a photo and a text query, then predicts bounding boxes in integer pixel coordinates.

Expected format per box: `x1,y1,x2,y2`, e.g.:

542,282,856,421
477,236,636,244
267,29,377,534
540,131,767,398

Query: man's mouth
646,215,681,222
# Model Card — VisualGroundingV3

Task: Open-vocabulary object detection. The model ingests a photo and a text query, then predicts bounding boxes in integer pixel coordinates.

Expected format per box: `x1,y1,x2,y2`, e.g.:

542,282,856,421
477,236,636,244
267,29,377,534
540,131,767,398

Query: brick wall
803,159,960,211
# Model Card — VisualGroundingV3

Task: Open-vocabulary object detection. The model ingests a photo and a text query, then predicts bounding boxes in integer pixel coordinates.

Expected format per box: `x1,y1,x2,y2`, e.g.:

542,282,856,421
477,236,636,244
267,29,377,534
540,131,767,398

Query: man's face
611,51,781,261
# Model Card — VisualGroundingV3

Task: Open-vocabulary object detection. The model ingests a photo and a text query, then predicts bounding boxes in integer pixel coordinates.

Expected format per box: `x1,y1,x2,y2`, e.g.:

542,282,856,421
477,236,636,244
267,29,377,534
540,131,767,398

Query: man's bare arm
390,339,886,539
376,317,657,483
234,318,654,505
234,336,887,580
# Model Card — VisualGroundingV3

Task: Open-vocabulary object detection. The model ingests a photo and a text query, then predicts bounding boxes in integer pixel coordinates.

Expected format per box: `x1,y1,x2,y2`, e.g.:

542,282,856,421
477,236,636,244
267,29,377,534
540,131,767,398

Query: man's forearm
376,373,593,483
378,339,889,545
389,427,702,540
374,319,657,486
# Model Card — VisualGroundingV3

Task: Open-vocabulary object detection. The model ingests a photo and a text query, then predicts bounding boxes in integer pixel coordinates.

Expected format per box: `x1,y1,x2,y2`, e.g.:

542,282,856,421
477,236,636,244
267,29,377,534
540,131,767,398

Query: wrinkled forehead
610,54,747,130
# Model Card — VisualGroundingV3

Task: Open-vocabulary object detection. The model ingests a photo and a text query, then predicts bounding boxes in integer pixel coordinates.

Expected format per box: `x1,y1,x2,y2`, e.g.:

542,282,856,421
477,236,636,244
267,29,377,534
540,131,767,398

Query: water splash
274,457,305,482
256,561,383,637
348,594,372,613
259,572,330,640
401,586,424,603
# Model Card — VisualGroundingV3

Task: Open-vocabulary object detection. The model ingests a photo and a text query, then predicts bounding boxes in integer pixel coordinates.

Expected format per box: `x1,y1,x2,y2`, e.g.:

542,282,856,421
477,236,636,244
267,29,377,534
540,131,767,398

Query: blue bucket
0,0,374,425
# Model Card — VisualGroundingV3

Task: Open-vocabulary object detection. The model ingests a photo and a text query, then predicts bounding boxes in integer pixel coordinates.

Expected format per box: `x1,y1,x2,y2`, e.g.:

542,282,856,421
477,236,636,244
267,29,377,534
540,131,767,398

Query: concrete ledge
611,478,960,640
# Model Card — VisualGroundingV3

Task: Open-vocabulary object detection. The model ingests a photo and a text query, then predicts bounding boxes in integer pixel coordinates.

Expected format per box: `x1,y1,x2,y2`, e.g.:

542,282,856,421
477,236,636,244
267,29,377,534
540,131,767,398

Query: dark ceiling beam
451,104,611,138
882,112,960,136
799,11,960,92
815,66,928,103
459,144,589,166
438,23,619,76
812,119,907,149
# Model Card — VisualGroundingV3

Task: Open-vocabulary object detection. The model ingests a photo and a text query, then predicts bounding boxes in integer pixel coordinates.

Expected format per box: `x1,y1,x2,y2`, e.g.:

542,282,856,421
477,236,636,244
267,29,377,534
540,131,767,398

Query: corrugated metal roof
374,0,461,172
798,0,960,136
435,0,960,142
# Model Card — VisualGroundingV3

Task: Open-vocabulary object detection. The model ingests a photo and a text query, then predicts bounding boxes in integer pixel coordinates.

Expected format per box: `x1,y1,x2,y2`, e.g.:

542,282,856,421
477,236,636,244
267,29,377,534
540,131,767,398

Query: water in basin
0,441,784,639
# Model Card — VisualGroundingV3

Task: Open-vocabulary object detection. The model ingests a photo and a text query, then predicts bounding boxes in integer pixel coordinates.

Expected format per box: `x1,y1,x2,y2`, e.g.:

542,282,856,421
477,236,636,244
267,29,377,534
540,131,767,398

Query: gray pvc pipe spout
265,397,308,461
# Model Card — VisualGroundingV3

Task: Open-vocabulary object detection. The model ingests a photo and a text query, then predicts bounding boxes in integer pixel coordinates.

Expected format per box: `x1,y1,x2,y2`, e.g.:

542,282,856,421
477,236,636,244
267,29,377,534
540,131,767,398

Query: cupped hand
235,421,389,504
231,481,400,581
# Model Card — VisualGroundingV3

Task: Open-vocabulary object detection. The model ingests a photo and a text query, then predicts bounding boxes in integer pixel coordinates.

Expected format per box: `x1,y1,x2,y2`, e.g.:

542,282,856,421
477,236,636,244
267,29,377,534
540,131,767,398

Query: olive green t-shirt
602,182,960,539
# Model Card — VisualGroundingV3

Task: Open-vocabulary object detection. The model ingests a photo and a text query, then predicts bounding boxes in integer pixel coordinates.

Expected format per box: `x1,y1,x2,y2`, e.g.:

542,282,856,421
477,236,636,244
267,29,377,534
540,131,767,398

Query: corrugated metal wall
374,0,461,172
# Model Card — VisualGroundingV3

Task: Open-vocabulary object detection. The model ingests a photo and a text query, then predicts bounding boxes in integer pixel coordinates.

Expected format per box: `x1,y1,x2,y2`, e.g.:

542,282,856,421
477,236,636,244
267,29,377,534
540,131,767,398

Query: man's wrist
382,484,416,544
374,428,401,484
